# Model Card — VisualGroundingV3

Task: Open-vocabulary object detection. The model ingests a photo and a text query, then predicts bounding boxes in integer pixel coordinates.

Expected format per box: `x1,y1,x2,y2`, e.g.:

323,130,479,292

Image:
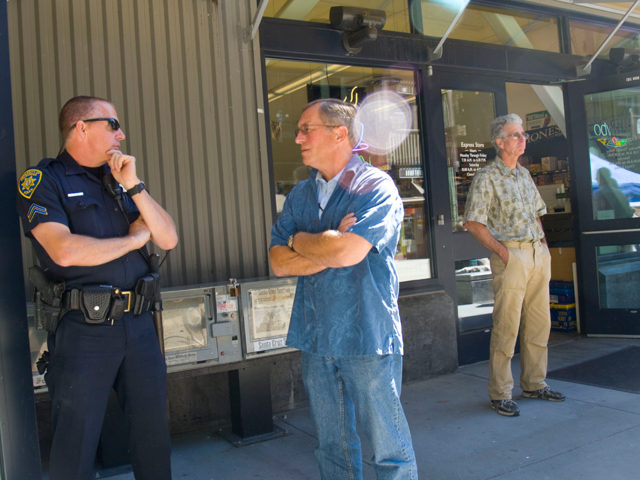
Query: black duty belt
62,284,153,324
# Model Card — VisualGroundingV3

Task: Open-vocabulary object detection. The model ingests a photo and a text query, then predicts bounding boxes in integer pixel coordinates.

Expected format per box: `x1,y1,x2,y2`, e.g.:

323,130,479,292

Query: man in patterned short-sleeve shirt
464,113,565,417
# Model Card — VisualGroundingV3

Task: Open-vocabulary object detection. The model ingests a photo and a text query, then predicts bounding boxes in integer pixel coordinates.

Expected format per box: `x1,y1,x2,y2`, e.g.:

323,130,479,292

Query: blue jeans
302,352,418,480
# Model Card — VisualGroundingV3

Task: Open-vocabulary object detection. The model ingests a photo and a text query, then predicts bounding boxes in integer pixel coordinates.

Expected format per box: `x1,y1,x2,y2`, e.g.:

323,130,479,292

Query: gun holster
29,266,65,334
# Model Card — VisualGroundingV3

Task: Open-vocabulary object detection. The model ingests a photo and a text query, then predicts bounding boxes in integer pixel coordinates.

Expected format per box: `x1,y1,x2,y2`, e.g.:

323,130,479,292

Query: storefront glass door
569,74,640,336
264,60,433,283
428,71,508,364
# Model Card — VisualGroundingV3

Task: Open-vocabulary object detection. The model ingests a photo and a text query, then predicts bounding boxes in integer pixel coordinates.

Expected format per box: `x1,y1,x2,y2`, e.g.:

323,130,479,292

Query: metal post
0,1,43,478
428,0,471,62
576,0,640,76
244,0,271,42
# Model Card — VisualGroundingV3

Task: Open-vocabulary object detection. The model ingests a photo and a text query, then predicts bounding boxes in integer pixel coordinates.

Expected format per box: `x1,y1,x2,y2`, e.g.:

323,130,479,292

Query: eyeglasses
503,132,529,141
71,117,121,132
295,124,339,137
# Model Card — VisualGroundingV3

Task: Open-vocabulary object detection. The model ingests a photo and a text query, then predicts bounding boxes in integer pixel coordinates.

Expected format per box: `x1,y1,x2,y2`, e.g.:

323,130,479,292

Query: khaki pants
488,240,551,400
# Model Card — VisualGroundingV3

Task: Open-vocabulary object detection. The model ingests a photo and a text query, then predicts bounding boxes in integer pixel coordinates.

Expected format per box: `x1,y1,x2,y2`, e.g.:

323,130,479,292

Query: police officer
17,96,178,480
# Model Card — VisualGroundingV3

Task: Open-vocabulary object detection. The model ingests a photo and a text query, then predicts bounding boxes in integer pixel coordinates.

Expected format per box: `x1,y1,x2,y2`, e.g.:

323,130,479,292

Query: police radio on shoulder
127,181,146,197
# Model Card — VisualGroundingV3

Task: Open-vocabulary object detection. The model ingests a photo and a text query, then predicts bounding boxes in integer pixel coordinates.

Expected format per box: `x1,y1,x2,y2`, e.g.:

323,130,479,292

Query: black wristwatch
287,234,296,252
127,181,146,197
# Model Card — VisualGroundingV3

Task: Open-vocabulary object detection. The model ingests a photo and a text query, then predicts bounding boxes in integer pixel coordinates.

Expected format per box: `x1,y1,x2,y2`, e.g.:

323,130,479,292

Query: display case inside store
520,108,571,215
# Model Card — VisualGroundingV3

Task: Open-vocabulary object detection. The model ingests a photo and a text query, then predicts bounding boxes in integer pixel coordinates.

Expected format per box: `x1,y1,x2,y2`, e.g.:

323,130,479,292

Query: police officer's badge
19,169,43,199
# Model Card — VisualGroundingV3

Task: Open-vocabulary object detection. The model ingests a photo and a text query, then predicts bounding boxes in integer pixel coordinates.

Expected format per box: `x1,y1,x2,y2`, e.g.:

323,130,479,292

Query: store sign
459,142,489,178
399,167,423,178
589,119,640,172
528,125,564,144
526,110,554,130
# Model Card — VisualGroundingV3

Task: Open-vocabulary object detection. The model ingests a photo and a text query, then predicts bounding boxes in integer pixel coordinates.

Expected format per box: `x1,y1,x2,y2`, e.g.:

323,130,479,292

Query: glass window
163,297,209,353
415,1,560,53
584,87,640,221
570,20,640,58
264,0,411,33
455,258,494,333
506,82,570,216
442,89,495,231
266,59,431,281
597,245,640,308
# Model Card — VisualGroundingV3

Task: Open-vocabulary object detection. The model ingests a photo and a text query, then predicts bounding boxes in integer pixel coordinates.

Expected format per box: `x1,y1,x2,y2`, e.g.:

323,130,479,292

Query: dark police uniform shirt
17,151,148,291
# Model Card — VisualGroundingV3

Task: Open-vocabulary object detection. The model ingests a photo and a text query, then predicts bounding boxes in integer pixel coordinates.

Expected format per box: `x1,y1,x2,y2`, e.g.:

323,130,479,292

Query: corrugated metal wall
8,0,273,288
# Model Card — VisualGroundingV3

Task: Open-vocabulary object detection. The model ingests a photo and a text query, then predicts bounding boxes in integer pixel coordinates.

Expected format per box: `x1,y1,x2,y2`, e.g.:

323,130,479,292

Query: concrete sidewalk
101,336,640,480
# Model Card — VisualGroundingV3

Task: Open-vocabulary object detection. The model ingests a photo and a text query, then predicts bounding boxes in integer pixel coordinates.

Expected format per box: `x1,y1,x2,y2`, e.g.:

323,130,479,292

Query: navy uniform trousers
46,309,171,480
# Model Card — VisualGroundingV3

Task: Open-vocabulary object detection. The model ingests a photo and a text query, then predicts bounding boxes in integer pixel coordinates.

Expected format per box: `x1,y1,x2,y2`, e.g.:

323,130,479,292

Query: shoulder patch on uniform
19,169,43,199
27,204,48,223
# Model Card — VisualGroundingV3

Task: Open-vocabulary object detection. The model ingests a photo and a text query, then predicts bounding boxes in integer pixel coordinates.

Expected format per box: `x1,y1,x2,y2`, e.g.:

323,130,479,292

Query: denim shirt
270,154,405,357
316,168,344,218
463,156,546,243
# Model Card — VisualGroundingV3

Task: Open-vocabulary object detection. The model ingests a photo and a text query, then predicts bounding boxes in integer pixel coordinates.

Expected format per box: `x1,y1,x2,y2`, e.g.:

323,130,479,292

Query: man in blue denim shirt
270,99,418,480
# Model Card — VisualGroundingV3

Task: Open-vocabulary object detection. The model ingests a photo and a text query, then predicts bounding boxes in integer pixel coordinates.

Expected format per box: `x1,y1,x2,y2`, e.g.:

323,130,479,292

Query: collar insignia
19,169,43,199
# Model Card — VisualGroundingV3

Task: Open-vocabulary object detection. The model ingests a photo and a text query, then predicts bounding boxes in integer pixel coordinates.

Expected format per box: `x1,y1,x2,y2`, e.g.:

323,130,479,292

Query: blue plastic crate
550,280,575,304
550,303,576,332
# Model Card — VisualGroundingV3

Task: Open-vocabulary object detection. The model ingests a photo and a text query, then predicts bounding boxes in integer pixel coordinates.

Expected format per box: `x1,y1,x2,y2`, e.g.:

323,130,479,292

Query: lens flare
354,90,412,155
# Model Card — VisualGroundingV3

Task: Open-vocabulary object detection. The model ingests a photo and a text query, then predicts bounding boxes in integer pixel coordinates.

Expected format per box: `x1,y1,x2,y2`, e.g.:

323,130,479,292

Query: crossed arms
31,153,177,268
269,213,373,277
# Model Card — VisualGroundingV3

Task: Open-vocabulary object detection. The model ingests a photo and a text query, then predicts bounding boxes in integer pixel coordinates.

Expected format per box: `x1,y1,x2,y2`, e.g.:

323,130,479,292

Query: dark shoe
490,399,520,416
522,386,565,402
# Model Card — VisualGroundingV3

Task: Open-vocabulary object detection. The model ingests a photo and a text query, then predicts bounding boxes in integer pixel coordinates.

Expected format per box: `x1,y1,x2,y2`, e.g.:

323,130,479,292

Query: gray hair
303,98,360,146
490,113,523,153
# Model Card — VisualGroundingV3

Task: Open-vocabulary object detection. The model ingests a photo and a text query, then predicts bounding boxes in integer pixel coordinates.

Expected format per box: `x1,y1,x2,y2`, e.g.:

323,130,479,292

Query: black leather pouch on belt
133,276,155,316
109,290,129,320
80,285,114,324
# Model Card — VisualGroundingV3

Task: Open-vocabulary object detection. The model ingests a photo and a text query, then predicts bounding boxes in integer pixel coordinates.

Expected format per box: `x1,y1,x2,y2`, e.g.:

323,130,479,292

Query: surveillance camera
610,47,640,66
330,7,386,55
330,7,386,32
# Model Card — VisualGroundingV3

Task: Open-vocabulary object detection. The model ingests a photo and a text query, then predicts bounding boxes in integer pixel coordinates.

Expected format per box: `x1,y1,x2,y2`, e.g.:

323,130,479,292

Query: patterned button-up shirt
270,154,404,357
464,156,546,242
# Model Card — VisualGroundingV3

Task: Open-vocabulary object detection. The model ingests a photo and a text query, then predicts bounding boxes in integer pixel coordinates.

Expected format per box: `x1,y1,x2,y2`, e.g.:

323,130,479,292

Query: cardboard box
518,155,531,166
550,248,576,282
541,157,558,172
529,163,542,174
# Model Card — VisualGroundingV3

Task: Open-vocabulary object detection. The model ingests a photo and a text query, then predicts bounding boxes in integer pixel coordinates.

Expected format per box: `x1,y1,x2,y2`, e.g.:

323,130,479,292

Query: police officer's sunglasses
72,117,121,132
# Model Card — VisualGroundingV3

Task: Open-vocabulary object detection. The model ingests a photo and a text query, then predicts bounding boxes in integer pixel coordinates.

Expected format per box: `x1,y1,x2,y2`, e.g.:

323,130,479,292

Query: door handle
583,228,640,234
